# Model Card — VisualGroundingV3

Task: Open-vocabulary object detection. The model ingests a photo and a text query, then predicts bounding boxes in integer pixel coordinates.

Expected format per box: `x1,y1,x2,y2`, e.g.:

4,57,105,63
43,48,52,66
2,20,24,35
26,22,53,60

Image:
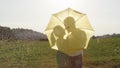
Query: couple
52,17,86,68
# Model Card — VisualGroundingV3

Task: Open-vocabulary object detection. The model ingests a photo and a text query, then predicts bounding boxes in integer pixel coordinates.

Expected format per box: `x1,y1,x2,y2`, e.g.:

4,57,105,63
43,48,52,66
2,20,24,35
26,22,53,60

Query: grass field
0,37,120,68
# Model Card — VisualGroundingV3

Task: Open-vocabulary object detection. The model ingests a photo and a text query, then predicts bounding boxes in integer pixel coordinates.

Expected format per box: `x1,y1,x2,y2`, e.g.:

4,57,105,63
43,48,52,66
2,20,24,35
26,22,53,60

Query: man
63,17,87,68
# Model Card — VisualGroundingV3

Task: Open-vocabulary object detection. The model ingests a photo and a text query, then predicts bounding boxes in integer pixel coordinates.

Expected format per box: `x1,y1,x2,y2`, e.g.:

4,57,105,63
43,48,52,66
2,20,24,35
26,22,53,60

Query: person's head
53,25,65,38
64,17,75,32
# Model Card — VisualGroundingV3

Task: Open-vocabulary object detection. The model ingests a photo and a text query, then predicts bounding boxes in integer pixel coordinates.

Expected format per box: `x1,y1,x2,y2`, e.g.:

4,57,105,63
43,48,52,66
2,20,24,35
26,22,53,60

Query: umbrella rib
75,15,94,31
75,15,86,22
68,8,70,16
54,15,63,23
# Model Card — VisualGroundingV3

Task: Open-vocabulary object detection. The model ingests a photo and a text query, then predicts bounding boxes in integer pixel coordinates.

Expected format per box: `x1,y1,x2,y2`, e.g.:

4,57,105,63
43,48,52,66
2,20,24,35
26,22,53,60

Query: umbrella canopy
45,8,94,56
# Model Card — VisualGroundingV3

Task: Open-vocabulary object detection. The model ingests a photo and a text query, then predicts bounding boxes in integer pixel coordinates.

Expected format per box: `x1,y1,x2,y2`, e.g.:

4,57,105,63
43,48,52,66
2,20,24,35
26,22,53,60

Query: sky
0,0,120,36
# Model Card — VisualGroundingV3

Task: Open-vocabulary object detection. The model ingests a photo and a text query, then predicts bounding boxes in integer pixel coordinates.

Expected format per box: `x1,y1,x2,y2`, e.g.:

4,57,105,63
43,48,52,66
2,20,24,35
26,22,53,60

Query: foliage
0,36,120,68
83,37,120,68
0,26,16,40
0,25,47,41
0,40,57,68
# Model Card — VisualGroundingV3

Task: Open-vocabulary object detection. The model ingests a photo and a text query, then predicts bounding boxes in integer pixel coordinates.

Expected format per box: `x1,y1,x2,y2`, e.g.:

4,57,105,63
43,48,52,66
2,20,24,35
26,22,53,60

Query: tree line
0,26,47,41
0,25,119,41
92,33,120,39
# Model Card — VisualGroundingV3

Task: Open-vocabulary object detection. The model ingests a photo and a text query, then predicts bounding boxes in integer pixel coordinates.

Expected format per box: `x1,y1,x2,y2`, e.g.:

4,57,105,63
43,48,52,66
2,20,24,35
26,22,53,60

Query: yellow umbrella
45,8,94,56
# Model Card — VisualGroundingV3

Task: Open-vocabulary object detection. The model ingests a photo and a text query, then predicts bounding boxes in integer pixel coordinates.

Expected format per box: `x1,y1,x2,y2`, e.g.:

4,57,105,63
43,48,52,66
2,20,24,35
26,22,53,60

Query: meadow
0,37,120,68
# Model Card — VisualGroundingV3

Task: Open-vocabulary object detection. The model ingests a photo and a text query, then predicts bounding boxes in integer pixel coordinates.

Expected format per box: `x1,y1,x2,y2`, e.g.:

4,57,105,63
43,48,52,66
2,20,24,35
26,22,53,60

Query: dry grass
0,37,120,68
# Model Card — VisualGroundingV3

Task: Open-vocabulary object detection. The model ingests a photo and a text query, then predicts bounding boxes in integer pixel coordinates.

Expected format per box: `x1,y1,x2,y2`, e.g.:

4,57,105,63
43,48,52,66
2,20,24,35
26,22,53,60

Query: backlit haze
0,0,120,36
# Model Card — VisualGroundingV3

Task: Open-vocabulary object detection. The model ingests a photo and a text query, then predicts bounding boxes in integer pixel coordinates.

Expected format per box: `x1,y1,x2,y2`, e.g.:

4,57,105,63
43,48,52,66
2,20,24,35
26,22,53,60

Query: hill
0,25,47,41
0,26,16,40
12,28,47,41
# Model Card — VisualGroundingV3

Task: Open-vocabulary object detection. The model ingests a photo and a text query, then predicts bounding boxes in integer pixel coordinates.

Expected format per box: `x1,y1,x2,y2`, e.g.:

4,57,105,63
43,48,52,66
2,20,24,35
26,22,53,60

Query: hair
53,25,65,37
64,17,76,32
64,17,75,25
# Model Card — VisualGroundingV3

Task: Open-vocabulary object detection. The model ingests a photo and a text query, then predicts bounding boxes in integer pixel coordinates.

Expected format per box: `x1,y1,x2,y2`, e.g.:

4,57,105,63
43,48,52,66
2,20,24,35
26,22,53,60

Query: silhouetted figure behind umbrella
52,25,69,68
63,17,87,68
45,8,94,68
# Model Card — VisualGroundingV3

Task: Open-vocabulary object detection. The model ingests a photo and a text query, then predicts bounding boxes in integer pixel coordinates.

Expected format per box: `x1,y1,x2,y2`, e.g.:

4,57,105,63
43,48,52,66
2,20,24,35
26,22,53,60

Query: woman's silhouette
51,25,69,68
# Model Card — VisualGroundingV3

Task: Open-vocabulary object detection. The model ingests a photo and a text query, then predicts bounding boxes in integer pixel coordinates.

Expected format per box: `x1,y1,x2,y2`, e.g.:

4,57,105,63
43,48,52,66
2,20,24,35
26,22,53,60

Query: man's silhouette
63,17,87,68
